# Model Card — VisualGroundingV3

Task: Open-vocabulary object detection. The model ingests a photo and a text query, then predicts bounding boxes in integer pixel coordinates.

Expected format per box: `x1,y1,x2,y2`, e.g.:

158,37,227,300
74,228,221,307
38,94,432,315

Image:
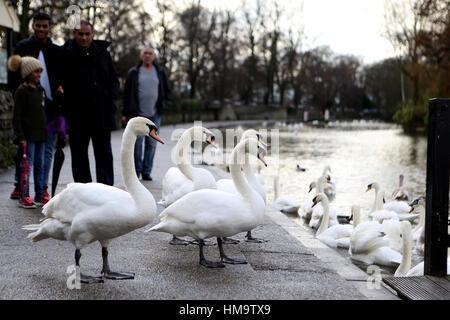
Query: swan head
242,129,267,146
323,165,332,174
241,138,268,167
192,126,217,148
127,117,164,144
366,182,379,192
311,193,328,207
409,197,425,213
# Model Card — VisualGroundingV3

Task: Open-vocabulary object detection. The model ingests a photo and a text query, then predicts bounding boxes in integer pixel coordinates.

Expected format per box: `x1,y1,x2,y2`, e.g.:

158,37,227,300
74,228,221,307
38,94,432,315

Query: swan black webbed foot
244,231,268,243
217,237,247,264
101,247,135,280
169,235,192,245
198,239,225,268
75,249,104,284
221,237,241,244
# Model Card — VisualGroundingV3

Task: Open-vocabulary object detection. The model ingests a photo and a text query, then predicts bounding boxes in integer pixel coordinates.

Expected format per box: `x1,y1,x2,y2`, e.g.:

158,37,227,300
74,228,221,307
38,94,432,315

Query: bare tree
178,1,217,99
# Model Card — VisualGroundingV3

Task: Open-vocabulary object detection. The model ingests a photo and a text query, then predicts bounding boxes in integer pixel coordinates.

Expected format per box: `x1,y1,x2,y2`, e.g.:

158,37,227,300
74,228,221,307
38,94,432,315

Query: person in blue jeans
9,12,64,200
122,45,171,180
9,55,63,208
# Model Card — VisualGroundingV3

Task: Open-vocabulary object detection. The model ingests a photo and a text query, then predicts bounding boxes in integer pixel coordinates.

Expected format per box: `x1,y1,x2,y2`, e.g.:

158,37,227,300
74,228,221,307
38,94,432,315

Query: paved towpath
0,121,398,300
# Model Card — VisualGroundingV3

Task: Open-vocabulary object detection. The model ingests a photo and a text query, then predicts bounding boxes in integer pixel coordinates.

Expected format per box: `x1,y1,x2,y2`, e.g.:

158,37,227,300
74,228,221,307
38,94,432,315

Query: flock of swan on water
272,164,449,277
20,117,449,284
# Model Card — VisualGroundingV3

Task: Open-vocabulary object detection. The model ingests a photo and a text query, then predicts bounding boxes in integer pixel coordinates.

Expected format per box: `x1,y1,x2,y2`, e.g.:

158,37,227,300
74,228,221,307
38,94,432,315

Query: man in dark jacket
62,20,119,186
122,45,171,180
9,12,63,201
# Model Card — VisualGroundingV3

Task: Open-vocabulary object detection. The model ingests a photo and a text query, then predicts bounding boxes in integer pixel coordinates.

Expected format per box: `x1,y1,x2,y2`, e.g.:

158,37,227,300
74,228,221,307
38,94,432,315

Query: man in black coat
9,12,63,202
62,20,119,186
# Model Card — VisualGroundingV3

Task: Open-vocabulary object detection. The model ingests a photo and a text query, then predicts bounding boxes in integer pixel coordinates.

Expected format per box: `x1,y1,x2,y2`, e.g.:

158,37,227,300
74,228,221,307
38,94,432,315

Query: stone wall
0,89,15,169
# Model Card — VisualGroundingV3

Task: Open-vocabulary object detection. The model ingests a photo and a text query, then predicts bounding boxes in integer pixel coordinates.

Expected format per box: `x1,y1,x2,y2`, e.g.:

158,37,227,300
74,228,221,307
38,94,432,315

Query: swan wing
192,167,216,189
383,201,411,213
152,189,263,238
43,183,132,224
216,178,239,195
350,221,388,254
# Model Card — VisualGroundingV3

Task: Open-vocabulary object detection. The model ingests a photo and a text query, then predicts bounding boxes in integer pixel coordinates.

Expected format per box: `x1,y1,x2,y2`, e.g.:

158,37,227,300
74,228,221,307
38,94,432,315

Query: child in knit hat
8,55,49,208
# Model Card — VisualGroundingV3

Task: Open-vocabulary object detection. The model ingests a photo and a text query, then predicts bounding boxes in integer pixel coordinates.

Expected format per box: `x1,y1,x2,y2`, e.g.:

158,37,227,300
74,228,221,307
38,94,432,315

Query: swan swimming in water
391,174,413,202
147,138,267,268
366,183,418,223
158,126,217,245
22,117,164,283
312,195,357,249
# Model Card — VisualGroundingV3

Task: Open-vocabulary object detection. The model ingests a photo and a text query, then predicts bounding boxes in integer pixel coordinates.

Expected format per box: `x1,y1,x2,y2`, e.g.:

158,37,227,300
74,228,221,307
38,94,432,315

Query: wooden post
424,98,450,277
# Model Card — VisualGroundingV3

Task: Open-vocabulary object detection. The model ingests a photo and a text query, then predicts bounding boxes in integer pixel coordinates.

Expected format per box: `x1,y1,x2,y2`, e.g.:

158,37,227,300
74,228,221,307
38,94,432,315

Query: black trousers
68,125,114,186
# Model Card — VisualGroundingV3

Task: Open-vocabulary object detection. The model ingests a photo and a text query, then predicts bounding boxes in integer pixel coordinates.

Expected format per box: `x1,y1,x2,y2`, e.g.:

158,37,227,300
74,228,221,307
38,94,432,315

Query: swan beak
206,136,218,148
366,186,371,192
258,152,268,167
312,200,318,208
409,206,414,213
308,187,312,193
149,129,164,144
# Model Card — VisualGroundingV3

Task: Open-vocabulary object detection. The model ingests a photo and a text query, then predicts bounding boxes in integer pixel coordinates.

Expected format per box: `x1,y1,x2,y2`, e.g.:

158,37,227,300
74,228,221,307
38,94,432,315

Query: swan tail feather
27,230,49,242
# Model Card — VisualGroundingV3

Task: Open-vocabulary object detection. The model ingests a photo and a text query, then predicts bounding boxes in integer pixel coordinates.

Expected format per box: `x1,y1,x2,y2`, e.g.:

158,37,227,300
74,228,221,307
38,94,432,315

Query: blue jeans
43,132,55,188
134,113,162,176
21,141,46,198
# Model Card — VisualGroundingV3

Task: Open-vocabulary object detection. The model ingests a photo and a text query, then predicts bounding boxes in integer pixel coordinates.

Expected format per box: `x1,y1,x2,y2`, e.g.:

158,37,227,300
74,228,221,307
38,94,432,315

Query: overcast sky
145,0,399,65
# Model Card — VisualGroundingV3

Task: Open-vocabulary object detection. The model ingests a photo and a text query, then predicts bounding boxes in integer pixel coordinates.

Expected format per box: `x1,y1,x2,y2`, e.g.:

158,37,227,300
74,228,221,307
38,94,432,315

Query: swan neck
375,188,384,211
175,129,195,181
396,226,412,276
121,129,154,214
353,207,361,228
317,198,330,235
230,144,252,200
243,154,256,183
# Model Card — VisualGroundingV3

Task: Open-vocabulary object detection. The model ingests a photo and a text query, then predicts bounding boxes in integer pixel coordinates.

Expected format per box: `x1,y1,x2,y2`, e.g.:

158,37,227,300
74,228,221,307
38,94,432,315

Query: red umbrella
19,144,30,200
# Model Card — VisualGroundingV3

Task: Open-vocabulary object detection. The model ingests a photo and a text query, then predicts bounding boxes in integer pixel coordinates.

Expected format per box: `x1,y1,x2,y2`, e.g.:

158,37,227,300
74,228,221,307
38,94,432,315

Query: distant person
122,45,171,180
8,56,62,207
9,12,63,201
62,20,119,186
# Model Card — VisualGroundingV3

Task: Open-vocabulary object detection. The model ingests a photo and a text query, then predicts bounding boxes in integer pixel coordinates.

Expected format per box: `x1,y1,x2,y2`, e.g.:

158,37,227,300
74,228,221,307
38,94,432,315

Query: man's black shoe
142,174,152,181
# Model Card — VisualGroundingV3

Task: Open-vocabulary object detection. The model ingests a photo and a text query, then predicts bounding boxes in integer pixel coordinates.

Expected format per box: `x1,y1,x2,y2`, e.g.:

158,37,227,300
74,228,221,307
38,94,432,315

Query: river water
211,120,433,275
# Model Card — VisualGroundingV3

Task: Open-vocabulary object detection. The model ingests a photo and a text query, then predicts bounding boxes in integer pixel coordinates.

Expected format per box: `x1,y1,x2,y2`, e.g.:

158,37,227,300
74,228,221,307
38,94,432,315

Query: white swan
158,126,217,245
272,175,300,214
306,176,338,228
216,130,267,243
147,138,267,268
394,221,450,277
22,117,164,283
313,195,357,249
391,174,413,202
349,213,402,267
367,182,418,223
322,165,336,201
